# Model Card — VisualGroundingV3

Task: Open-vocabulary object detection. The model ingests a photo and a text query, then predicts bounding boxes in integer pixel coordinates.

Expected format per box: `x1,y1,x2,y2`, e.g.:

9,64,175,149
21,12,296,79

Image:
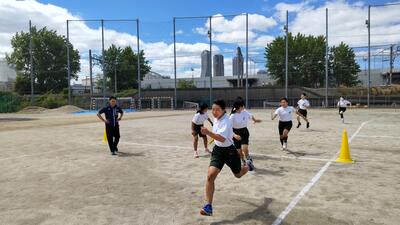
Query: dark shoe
297,122,301,128
115,147,119,152
111,151,117,156
306,122,310,128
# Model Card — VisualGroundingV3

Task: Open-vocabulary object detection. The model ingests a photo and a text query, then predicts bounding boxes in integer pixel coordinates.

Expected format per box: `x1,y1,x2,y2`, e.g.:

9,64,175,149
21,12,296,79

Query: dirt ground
0,108,399,225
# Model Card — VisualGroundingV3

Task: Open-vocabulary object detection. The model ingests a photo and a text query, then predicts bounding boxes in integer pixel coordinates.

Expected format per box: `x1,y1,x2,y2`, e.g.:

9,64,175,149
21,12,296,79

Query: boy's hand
200,127,209,135
234,134,242,141
105,120,110,124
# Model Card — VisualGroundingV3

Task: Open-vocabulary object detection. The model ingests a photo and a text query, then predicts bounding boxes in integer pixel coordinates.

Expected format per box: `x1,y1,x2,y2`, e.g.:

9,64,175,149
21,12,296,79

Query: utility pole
89,49,93,97
29,20,34,104
325,8,329,108
284,10,289,98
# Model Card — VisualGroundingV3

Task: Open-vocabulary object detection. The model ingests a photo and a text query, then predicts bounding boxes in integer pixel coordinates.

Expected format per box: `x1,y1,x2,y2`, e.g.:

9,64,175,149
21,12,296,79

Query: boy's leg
113,125,120,151
205,166,220,204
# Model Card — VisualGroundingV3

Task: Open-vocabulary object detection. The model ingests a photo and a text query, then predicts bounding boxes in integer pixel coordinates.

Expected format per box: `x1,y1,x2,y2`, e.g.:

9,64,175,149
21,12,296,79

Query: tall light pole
245,13,249,107
136,19,141,110
29,20,34,104
325,8,329,108
367,6,371,107
284,10,289,98
209,16,213,106
173,17,177,109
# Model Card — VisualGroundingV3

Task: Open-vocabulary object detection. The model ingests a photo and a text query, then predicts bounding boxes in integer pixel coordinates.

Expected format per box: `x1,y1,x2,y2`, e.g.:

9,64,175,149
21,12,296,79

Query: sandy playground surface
0,108,399,225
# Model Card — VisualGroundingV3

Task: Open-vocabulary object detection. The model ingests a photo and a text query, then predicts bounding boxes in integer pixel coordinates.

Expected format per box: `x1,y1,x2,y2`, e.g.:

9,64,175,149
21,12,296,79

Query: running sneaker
194,151,199,158
297,122,301,128
111,151,117,156
306,122,310,128
246,159,255,171
200,204,213,216
283,142,287,150
341,118,344,123
114,147,119,152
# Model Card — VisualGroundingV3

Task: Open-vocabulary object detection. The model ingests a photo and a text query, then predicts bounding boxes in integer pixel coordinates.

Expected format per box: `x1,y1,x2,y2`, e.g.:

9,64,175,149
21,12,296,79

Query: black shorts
339,107,346,113
193,124,206,138
210,145,242,174
279,121,293,135
233,127,250,149
298,109,307,118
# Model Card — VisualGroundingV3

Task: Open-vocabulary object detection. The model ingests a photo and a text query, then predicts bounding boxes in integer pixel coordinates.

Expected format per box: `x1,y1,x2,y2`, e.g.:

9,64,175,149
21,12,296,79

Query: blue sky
0,0,398,79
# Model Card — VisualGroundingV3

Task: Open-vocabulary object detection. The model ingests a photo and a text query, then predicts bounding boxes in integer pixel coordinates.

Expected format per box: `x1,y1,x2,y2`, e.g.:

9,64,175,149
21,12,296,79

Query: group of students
96,95,352,216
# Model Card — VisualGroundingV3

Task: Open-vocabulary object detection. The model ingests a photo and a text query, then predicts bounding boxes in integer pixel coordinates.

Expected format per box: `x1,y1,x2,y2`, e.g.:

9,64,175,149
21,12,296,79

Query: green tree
177,79,196,88
102,44,151,92
265,33,360,87
6,26,80,94
329,42,361,87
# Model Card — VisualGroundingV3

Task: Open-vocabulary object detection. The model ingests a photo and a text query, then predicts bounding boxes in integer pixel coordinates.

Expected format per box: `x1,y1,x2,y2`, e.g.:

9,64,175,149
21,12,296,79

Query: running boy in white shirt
229,97,261,166
272,97,300,150
296,93,310,128
199,99,251,216
191,103,213,158
337,97,351,123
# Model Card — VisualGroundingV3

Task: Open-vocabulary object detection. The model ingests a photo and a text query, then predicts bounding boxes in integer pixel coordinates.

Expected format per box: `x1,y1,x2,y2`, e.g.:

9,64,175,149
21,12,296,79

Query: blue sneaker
246,159,255,171
200,203,213,216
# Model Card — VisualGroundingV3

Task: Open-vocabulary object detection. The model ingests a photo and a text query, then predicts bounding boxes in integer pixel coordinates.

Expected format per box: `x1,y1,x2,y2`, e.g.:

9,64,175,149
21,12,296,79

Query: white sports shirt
192,112,208,125
297,99,310,110
229,110,252,129
212,114,234,147
274,106,296,122
337,100,351,107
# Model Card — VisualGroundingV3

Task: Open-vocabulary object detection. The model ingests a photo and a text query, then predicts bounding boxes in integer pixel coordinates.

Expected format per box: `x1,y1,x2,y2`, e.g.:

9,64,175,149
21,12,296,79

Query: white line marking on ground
357,135,397,139
271,121,370,225
120,141,331,162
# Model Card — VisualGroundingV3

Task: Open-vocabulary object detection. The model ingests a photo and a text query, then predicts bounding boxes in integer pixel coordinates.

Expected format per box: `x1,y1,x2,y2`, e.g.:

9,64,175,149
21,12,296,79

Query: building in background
213,54,224,77
232,47,244,77
0,59,17,91
201,50,211,77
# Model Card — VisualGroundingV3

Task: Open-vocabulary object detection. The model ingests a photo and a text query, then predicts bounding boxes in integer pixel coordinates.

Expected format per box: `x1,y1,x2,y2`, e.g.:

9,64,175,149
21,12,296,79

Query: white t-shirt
229,110,252,129
274,106,296,122
297,99,310,110
213,114,234,147
337,100,351,108
192,112,208,125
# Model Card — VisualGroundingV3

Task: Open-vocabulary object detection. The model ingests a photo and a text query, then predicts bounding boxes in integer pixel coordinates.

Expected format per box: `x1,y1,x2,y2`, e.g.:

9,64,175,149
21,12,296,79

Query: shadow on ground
210,198,290,225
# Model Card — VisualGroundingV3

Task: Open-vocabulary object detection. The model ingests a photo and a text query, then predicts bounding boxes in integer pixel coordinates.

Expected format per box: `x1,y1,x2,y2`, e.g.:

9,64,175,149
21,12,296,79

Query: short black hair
109,96,117,100
213,99,226,111
280,97,289,103
197,103,209,114
302,93,307,96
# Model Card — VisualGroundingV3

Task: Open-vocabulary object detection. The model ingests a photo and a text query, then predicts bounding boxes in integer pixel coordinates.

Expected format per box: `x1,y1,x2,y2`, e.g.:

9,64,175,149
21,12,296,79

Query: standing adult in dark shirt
97,96,124,155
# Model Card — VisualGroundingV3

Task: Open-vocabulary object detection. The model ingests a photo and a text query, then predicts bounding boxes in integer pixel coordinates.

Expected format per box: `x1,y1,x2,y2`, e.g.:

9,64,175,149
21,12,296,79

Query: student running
229,97,262,166
296,93,310,128
199,99,252,216
337,97,351,123
191,103,213,158
97,96,124,156
272,98,299,150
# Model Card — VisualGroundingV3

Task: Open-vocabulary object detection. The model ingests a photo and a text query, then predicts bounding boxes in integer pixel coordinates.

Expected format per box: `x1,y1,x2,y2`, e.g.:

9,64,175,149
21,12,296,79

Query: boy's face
109,99,117,107
212,104,223,119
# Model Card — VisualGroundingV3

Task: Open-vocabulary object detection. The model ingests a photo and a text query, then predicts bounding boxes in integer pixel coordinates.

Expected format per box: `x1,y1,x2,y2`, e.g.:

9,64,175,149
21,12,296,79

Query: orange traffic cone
336,129,354,163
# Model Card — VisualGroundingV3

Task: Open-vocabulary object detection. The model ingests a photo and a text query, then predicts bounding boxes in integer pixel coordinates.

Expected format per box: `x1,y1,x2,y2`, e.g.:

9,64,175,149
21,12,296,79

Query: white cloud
194,13,277,46
279,0,400,47
0,0,220,80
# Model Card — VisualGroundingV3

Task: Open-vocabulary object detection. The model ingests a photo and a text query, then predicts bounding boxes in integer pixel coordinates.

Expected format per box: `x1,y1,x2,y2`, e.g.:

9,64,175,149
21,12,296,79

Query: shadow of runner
285,149,325,157
210,198,289,225
117,151,145,157
253,166,287,177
